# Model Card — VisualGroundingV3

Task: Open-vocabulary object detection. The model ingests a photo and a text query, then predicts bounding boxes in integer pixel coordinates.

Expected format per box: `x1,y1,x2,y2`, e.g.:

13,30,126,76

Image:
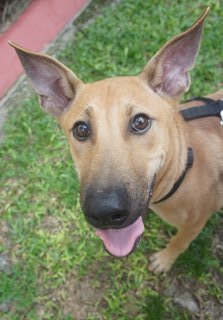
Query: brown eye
72,121,90,141
131,114,152,133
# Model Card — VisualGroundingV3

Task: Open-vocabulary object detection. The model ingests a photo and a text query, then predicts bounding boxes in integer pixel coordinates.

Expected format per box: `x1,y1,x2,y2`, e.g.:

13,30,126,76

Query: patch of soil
37,272,105,320
0,221,12,275
0,0,32,34
42,215,63,235
165,272,223,320
0,220,10,249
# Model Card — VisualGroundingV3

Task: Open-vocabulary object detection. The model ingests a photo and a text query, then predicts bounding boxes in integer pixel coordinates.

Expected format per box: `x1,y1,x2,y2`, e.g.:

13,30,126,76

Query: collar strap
154,147,194,204
180,98,223,122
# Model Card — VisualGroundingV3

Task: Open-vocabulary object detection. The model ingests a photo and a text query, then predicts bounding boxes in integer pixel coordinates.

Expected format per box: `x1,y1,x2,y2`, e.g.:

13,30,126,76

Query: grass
0,0,223,319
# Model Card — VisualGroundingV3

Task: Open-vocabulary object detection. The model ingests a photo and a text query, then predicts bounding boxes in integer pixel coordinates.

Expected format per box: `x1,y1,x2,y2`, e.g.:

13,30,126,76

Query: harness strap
154,148,194,204
153,97,223,204
180,98,223,121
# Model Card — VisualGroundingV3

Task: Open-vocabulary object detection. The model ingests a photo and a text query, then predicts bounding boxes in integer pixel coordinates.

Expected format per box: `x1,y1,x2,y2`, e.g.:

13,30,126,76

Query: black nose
83,188,129,229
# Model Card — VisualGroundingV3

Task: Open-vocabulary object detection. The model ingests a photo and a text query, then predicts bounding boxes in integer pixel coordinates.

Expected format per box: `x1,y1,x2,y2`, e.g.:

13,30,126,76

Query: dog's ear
140,8,209,100
9,42,83,117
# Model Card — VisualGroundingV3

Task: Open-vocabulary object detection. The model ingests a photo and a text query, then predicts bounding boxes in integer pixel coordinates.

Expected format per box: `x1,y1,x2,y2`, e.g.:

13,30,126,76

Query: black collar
153,97,223,204
154,147,194,204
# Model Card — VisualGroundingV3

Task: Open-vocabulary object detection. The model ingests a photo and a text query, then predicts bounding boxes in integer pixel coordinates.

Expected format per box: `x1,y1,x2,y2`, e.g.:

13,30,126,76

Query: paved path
0,0,89,99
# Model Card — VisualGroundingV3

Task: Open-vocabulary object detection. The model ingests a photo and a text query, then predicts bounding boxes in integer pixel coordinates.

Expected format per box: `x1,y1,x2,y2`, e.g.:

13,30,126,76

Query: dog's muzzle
82,180,155,257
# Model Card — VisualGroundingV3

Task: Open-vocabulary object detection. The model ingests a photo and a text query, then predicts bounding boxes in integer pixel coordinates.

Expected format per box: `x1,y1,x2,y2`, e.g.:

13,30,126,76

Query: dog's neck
152,108,188,203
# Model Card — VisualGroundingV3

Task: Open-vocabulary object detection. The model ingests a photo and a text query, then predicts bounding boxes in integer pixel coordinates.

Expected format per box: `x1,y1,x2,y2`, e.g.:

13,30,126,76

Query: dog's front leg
148,218,208,274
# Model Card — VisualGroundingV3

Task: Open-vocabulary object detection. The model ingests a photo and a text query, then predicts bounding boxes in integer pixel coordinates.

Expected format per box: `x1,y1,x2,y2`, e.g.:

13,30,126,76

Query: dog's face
59,77,172,256
10,9,208,257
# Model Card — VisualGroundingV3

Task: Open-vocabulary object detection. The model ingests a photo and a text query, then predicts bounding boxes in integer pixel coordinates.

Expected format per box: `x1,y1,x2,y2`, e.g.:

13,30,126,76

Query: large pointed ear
9,42,83,117
140,8,209,100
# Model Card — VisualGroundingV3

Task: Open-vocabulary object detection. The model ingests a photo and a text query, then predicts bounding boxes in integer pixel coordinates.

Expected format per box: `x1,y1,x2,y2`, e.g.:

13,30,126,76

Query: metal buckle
220,110,223,125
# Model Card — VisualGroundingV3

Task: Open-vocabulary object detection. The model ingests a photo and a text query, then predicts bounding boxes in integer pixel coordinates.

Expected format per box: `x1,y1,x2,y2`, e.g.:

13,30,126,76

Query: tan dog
10,8,223,273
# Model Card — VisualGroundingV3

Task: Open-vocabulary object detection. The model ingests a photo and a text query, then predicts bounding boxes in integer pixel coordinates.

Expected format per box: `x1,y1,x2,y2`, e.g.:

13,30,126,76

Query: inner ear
9,41,83,117
140,8,209,100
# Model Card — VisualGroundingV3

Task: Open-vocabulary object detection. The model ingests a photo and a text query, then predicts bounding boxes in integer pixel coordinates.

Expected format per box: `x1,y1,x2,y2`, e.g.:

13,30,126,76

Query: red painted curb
0,0,89,98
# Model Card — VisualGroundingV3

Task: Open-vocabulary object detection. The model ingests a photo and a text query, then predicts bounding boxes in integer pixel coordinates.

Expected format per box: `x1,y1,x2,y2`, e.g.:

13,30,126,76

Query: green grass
0,0,223,319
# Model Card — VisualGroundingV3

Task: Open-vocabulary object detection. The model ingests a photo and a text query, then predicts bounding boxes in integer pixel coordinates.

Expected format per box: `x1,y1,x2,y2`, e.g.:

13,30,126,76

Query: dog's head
10,9,208,257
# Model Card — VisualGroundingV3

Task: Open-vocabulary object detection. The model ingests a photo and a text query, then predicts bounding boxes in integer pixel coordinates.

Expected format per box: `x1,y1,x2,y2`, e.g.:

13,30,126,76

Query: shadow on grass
0,260,38,318
141,294,166,320
175,215,221,278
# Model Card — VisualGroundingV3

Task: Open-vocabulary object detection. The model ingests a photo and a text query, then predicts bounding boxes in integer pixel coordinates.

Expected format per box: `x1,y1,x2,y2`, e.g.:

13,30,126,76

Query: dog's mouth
94,176,156,257
96,216,144,257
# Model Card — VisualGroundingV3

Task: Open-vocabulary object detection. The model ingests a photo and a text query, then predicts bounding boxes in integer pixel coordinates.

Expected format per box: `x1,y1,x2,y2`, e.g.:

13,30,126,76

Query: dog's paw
148,249,175,274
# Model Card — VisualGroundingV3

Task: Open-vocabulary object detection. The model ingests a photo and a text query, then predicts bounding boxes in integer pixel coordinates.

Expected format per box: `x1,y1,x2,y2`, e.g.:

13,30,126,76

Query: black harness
180,97,223,122
154,97,223,204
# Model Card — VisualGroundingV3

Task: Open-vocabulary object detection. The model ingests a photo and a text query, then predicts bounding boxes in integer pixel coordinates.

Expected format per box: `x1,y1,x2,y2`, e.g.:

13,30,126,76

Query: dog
9,8,223,273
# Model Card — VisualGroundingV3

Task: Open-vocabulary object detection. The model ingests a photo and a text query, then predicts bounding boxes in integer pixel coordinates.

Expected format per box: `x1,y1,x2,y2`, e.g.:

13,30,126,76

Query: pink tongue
96,216,144,257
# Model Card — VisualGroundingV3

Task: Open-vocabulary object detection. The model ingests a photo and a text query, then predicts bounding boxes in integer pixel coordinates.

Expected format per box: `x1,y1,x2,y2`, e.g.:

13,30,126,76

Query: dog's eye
131,114,152,133
72,121,90,141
